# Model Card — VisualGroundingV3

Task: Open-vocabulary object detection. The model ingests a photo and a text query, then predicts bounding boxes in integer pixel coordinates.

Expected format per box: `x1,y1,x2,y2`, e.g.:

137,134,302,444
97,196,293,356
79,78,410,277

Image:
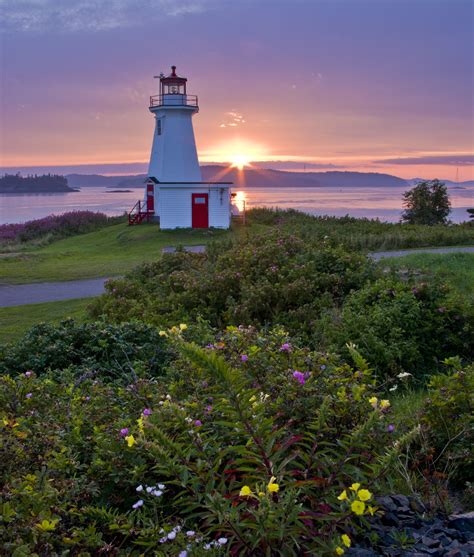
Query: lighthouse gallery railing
149,94,198,108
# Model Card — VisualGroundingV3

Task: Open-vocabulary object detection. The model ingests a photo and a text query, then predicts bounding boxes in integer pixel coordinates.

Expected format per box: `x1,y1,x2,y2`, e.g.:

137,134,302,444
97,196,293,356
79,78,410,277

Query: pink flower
120,428,129,437
292,371,305,385
25,392,33,399
280,343,291,352
143,408,152,416
24,371,33,378
194,420,202,427
241,354,248,362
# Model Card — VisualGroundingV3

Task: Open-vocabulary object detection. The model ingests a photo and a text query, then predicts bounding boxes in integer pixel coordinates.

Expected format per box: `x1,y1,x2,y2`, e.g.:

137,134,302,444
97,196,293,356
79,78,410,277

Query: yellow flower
239,485,253,497
170,326,179,334
351,500,366,515
35,519,58,532
258,491,265,498
125,434,136,448
249,395,257,403
179,323,188,331
367,505,378,516
336,547,345,555
337,490,348,501
357,489,372,502
137,416,144,434
341,534,351,548
380,399,390,410
368,396,378,407
349,483,361,492
159,331,168,337
267,476,279,493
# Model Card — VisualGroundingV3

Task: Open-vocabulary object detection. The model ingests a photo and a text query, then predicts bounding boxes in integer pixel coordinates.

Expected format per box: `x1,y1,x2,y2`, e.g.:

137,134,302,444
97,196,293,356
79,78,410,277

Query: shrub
0,320,173,382
0,328,418,555
401,180,451,225
90,232,377,337
0,211,122,244
322,278,473,379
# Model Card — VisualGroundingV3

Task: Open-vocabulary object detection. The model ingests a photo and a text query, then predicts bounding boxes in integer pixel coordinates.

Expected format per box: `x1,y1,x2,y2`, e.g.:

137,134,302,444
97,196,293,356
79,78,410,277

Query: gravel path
0,246,472,308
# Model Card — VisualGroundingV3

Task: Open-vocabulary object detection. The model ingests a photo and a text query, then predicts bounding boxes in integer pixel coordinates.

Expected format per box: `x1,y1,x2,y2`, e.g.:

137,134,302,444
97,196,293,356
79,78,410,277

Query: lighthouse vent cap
171,65,177,76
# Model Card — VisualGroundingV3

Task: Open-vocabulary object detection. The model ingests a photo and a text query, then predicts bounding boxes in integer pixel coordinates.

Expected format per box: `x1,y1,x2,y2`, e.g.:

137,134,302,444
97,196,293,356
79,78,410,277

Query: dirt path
0,246,472,308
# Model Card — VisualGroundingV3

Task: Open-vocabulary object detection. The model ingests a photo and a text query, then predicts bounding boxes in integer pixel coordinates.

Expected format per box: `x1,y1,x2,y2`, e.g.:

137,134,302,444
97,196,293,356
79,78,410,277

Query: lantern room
160,65,187,95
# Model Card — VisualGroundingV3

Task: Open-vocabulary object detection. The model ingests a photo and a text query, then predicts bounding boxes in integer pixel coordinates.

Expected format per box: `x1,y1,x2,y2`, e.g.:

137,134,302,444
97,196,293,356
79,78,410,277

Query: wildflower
368,396,378,408
367,505,378,516
239,485,253,497
218,538,228,545
35,519,58,532
387,424,395,433
153,490,163,496
349,483,361,492
267,476,279,493
241,354,248,362
357,489,372,502
137,416,145,434
337,490,348,501
143,408,152,416
194,420,202,427
380,399,390,410
120,428,129,437
292,370,305,385
25,393,32,399
351,500,366,515
179,323,188,331
186,531,195,537
389,385,398,392
341,534,351,548
146,486,153,493
280,342,291,352
397,371,412,379
25,371,33,377
179,552,188,557
158,483,165,489
336,547,345,555
125,434,136,448
136,484,144,492
258,491,265,497
320,364,327,370
132,499,144,509
159,331,168,337
167,531,176,540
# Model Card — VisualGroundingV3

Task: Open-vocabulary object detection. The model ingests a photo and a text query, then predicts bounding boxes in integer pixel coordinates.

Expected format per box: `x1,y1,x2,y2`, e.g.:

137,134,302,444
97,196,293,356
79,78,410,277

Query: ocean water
0,185,472,224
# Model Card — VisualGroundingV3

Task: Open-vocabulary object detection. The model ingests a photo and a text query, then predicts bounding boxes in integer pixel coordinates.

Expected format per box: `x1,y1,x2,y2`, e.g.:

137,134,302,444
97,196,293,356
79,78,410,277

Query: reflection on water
1,185,472,224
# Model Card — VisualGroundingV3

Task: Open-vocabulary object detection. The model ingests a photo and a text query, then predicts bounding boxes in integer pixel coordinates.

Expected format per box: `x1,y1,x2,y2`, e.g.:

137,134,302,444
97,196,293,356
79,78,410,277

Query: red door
146,183,154,212
192,193,209,228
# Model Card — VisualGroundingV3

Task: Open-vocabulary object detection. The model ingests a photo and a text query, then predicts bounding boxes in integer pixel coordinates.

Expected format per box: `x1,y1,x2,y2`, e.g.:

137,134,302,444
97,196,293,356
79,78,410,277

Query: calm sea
0,185,472,224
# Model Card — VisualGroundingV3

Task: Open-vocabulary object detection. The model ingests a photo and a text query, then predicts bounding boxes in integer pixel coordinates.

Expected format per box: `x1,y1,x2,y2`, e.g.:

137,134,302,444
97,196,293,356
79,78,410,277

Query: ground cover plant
90,231,473,379
0,211,123,248
0,326,420,555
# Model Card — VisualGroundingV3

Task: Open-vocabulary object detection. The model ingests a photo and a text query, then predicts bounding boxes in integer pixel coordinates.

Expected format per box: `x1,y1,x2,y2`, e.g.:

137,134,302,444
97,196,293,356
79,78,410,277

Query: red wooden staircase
128,200,153,225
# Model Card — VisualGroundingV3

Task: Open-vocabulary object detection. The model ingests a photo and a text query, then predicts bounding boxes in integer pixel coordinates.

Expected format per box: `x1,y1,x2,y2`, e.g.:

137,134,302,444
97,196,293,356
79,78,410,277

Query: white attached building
129,66,232,229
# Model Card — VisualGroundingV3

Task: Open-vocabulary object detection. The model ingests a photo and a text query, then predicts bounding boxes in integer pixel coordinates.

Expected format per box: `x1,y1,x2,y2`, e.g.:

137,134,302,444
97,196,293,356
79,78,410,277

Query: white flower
159,537,167,543
153,490,163,497
136,484,143,492
146,486,154,493
166,394,171,400
179,552,188,557
389,385,398,391
203,544,211,550
159,401,164,406
218,537,228,545
397,372,412,379
174,525,181,532
158,483,165,489
186,531,195,537
132,499,144,509
167,531,176,540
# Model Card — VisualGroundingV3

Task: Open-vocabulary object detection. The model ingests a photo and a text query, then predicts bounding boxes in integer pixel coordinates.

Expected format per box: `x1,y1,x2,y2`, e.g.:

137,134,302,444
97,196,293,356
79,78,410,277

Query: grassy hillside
0,222,233,284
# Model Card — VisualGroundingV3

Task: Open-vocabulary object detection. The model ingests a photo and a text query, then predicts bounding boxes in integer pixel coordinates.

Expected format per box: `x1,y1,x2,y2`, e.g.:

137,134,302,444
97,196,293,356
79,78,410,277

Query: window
157,119,162,135
194,197,206,204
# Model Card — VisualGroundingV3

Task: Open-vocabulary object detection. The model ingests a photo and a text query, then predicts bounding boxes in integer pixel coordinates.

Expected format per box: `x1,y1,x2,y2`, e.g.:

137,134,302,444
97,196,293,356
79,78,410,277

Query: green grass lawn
0,298,90,344
382,252,474,300
0,222,235,284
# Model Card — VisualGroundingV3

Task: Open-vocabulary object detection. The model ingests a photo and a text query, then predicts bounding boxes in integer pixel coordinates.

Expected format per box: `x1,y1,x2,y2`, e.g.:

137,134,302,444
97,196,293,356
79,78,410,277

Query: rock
391,494,410,508
449,512,474,535
377,496,398,513
346,549,380,557
420,536,440,548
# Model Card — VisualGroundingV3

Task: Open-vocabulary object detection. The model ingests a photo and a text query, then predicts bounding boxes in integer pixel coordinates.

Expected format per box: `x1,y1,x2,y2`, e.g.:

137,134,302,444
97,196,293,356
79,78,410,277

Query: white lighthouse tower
129,65,232,229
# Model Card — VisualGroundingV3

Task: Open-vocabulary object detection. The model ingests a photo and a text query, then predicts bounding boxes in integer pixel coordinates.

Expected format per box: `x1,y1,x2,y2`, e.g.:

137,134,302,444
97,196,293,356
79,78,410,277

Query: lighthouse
129,65,232,229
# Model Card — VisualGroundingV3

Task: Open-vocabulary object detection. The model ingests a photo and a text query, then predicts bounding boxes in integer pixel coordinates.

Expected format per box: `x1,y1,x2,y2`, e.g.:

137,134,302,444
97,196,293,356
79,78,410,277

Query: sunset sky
1,0,473,180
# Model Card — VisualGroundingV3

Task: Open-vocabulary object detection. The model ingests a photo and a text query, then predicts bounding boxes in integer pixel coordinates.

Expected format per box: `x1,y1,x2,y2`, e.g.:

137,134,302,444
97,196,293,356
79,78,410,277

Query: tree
467,208,474,222
401,179,451,225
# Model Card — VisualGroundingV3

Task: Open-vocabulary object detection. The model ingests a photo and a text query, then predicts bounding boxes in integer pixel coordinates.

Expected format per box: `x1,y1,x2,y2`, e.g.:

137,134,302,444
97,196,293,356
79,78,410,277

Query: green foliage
401,180,451,225
421,359,474,484
0,320,173,382
322,278,473,379
0,328,415,555
90,232,376,336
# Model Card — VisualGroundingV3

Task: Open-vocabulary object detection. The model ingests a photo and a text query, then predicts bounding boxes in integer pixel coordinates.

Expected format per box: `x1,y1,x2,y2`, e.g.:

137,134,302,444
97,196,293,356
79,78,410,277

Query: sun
230,153,252,170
